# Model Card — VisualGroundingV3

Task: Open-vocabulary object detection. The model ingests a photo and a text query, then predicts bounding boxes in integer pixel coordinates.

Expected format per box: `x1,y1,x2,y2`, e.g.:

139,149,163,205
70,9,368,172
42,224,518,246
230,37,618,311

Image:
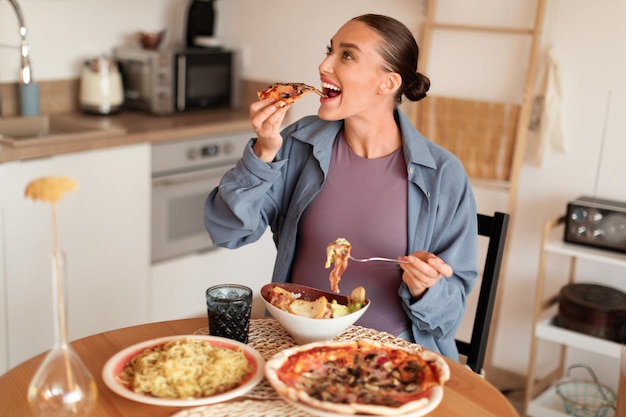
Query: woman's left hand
399,251,453,300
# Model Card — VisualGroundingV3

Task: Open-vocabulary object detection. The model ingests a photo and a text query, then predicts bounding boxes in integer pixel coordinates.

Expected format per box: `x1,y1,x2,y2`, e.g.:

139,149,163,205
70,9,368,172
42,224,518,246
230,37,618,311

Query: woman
204,14,478,359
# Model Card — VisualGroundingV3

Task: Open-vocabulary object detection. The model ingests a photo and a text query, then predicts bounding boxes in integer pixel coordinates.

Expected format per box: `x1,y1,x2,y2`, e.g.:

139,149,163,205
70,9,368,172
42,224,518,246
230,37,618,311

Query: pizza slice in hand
257,82,326,108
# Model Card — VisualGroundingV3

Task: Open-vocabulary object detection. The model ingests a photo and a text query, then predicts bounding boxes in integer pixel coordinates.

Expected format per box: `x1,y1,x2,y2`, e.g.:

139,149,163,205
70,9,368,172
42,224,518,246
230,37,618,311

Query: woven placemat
172,399,312,417
172,319,421,416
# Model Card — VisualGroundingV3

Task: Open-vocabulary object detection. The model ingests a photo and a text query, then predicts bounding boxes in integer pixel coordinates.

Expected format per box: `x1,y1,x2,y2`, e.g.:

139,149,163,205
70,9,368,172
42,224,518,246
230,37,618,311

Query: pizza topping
325,238,352,293
303,353,426,406
270,340,449,413
257,82,326,108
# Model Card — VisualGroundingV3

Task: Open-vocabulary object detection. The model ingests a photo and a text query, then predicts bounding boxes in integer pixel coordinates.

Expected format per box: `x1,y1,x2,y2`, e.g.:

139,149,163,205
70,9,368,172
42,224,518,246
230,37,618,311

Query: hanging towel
526,47,566,166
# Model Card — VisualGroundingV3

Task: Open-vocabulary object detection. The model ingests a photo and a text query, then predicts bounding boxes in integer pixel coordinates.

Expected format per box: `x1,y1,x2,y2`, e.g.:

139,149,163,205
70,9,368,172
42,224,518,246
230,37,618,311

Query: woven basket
414,95,520,182
555,364,616,417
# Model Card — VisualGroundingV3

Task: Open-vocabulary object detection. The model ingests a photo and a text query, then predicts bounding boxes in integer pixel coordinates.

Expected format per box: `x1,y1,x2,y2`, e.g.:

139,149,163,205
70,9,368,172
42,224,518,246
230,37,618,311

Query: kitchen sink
0,115,126,147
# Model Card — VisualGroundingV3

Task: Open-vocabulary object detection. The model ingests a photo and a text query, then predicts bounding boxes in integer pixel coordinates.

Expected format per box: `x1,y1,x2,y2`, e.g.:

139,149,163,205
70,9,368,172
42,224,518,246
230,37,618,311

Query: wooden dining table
0,317,519,417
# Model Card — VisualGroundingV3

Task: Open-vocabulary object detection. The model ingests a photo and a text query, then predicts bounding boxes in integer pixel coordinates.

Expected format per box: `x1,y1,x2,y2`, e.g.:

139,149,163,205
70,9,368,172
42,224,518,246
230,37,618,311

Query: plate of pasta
102,335,265,407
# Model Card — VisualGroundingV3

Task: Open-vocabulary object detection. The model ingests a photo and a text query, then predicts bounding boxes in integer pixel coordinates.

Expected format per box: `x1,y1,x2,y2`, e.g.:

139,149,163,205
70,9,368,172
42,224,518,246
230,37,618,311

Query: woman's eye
325,45,332,56
342,51,354,60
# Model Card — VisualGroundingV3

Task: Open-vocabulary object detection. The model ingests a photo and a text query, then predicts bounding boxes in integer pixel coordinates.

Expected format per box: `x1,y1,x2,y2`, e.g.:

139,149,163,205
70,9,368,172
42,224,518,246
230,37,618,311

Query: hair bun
405,72,431,102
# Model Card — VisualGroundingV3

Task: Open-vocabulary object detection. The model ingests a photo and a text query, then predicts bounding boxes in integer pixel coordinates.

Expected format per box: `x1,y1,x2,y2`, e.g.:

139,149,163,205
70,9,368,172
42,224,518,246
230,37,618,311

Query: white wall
216,0,425,121
0,0,175,81
1,0,625,379
498,0,626,377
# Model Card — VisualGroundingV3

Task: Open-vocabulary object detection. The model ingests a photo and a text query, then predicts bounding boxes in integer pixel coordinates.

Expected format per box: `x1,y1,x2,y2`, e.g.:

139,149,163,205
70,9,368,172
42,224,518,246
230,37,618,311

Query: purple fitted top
291,131,410,336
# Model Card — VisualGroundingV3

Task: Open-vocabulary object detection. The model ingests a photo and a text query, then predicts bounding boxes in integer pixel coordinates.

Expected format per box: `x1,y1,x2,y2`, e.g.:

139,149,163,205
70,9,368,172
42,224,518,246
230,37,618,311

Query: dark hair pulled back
351,14,430,106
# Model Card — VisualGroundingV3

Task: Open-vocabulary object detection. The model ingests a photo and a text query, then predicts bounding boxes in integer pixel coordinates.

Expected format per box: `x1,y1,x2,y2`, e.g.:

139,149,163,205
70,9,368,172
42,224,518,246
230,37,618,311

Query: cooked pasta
119,338,252,399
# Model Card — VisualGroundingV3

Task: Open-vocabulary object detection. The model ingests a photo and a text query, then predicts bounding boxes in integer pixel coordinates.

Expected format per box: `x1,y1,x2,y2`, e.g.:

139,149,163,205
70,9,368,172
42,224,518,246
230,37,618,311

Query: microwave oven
113,46,240,115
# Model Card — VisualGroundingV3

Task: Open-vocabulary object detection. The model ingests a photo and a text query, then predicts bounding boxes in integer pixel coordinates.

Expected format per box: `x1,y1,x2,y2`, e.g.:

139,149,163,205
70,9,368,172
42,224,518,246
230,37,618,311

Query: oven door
151,165,228,263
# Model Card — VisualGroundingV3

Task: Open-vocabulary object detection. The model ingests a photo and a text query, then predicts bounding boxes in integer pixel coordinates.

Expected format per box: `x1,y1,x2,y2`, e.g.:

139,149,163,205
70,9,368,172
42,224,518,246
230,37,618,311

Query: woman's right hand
250,99,290,162
399,251,453,300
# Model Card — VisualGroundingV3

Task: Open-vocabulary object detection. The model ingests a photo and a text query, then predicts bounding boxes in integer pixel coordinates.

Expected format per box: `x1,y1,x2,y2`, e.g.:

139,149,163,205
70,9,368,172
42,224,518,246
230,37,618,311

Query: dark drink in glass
206,284,252,343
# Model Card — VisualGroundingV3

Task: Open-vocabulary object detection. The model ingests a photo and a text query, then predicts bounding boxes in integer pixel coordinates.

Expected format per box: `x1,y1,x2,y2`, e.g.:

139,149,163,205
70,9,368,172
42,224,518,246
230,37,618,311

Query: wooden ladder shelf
408,0,548,373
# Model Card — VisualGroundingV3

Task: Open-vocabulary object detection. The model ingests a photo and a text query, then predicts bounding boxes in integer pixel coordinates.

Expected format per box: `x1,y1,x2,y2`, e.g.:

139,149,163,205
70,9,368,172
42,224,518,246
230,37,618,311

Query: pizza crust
420,349,451,385
350,397,431,416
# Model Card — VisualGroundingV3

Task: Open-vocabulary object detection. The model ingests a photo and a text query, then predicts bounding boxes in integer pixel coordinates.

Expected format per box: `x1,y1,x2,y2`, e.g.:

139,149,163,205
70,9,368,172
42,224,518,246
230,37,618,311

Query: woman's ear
379,72,402,96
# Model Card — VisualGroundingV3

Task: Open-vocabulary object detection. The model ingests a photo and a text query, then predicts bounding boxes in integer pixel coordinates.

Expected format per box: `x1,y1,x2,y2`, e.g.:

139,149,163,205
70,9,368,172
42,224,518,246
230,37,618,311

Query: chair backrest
455,211,510,374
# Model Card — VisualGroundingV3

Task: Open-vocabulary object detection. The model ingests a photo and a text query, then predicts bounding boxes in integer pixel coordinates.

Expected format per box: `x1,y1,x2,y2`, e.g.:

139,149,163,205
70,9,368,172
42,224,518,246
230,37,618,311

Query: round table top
0,317,519,417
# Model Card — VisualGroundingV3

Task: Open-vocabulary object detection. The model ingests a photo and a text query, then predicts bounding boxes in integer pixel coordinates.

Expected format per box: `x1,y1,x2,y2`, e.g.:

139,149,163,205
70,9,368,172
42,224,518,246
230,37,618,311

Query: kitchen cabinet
0,144,151,371
151,230,277,323
525,216,625,417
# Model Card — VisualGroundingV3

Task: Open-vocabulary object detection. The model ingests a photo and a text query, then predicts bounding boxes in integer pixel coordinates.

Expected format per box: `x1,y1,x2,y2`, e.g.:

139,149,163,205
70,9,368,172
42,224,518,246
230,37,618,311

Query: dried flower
24,176,79,203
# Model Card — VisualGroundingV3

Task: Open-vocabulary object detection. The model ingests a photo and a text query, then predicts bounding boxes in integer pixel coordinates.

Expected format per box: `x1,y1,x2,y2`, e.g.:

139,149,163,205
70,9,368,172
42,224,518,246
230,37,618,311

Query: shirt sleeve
398,162,478,357
203,139,286,248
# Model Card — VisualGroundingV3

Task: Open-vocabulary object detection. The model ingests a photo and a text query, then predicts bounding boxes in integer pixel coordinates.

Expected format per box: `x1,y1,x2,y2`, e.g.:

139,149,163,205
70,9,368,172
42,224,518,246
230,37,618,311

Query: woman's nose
318,55,332,75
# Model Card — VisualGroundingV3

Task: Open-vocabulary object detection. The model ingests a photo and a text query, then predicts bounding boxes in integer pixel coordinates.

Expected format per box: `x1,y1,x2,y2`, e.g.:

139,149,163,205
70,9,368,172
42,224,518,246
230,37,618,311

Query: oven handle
152,166,229,188
177,55,186,111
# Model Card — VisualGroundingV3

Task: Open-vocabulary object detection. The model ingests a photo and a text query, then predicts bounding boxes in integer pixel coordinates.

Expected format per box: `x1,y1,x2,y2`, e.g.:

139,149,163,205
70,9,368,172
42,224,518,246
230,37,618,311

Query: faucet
1,0,36,117
5,0,32,84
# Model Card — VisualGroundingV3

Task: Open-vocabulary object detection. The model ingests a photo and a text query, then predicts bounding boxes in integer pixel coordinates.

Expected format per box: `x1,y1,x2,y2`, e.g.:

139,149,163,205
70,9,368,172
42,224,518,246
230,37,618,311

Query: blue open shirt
204,109,478,360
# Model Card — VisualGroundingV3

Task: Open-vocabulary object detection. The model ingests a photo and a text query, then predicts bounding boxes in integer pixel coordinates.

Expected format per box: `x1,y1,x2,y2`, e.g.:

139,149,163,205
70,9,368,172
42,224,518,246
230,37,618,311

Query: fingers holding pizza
251,82,325,162
250,99,289,162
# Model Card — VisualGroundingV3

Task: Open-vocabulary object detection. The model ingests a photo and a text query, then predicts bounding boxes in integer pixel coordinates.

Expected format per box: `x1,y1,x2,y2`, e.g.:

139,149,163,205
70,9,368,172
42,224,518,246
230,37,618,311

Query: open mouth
322,82,341,98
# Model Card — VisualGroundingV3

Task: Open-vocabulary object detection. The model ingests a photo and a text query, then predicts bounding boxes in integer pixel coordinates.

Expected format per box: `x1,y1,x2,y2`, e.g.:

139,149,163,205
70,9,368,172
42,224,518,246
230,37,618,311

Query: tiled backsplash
1,79,265,117
0,79,80,117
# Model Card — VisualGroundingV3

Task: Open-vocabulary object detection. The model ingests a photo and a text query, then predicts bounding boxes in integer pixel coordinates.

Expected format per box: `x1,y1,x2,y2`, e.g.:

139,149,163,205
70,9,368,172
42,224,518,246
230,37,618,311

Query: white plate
102,335,264,407
265,339,447,416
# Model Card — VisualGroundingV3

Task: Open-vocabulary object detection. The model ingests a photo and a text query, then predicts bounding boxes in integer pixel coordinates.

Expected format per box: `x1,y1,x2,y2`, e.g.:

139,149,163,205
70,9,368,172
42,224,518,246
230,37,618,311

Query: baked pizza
325,238,352,293
265,339,450,416
257,82,326,108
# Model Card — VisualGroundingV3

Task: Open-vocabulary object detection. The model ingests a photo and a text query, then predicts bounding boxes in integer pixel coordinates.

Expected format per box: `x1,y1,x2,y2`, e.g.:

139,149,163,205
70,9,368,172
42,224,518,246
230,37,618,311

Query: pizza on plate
325,238,352,293
265,339,450,416
257,82,326,108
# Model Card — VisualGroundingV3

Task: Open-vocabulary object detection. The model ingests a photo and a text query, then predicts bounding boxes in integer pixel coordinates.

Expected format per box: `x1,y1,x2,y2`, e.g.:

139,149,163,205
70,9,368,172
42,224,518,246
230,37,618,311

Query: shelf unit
524,216,625,417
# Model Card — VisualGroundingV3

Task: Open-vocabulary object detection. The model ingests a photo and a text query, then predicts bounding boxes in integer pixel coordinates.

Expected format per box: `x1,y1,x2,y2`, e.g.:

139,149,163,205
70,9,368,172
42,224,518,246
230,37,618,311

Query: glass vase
27,252,98,417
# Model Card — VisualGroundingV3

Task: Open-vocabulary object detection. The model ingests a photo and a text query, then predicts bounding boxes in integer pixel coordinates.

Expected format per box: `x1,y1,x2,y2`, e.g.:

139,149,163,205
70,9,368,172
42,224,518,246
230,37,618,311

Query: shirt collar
289,109,438,171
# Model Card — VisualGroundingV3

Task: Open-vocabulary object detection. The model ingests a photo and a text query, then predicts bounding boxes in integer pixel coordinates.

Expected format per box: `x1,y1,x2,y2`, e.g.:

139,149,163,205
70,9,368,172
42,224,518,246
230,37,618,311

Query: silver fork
349,255,410,264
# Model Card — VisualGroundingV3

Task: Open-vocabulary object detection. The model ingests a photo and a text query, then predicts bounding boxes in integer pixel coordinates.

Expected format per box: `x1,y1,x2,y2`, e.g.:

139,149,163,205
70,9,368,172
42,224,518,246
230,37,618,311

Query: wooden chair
456,212,510,374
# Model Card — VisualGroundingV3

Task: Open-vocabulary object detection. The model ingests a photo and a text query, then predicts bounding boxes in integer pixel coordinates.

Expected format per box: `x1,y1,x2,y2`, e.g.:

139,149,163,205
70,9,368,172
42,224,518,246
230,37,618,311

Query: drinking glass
206,284,252,343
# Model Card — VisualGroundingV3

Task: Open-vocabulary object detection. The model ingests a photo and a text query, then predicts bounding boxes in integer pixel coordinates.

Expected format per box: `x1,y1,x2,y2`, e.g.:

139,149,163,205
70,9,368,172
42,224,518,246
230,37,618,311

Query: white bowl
260,282,370,345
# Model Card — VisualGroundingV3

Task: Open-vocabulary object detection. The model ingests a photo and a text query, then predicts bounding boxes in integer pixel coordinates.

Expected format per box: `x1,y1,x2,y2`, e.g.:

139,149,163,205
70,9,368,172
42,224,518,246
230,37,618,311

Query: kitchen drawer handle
152,168,228,188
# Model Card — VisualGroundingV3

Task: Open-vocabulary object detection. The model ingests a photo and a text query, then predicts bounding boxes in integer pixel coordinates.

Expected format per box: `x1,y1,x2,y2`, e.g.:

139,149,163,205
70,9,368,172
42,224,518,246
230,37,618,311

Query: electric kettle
79,56,123,115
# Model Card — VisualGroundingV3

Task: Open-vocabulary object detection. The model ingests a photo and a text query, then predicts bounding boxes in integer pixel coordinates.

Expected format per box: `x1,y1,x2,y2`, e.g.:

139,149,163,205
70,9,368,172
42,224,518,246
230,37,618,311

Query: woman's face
317,20,395,121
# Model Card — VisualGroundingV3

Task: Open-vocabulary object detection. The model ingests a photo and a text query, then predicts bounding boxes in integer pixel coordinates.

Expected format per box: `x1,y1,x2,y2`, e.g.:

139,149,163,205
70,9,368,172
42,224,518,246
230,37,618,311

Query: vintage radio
564,196,626,254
